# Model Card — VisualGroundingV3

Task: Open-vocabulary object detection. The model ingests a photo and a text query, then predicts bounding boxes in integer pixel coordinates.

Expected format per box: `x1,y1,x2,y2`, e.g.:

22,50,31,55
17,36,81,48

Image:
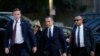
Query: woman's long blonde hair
32,19,42,30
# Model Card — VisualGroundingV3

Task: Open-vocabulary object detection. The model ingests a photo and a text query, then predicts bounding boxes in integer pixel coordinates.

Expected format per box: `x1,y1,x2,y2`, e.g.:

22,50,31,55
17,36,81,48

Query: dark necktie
11,21,17,46
77,27,80,47
49,28,51,38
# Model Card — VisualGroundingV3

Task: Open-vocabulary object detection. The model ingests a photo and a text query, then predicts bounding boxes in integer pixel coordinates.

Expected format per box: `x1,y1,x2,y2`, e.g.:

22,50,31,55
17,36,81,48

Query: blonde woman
32,19,44,56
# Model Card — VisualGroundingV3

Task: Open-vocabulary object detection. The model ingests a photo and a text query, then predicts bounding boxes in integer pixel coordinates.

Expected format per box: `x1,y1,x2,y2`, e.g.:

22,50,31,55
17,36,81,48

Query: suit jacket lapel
83,25,86,44
20,19,25,34
10,20,14,36
73,27,76,43
52,26,55,38
11,20,13,30
46,28,48,38
20,20,23,28
73,25,76,38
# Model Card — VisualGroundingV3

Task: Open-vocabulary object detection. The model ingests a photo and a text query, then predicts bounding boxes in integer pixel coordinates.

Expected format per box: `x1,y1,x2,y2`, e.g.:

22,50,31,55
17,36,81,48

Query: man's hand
5,48,9,54
63,53,67,56
90,51,95,56
66,38,70,43
32,47,37,53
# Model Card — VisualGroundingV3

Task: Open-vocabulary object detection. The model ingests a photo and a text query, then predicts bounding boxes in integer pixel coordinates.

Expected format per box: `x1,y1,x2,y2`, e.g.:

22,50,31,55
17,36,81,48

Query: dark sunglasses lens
33,25,37,27
74,20,79,21
33,25,39,28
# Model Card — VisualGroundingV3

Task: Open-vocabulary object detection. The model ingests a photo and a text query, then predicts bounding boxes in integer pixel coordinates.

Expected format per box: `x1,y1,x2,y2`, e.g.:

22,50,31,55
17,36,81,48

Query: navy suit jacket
42,26,67,53
4,19,36,52
70,25,95,54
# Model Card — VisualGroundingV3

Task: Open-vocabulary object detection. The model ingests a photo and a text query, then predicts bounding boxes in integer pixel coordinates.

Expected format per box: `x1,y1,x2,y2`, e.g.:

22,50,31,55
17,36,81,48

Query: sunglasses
74,19,79,22
33,25,39,27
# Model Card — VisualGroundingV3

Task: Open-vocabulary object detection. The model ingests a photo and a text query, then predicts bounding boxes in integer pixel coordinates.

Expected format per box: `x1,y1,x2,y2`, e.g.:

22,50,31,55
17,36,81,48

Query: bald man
69,16,95,56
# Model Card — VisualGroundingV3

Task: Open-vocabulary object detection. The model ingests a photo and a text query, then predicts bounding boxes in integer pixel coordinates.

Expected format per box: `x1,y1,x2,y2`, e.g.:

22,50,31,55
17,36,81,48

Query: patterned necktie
11,21,17,46
77,27,80,47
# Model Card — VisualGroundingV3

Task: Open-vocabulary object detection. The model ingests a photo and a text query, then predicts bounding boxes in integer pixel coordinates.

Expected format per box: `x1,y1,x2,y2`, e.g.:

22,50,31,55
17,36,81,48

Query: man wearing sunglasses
69,16,95,56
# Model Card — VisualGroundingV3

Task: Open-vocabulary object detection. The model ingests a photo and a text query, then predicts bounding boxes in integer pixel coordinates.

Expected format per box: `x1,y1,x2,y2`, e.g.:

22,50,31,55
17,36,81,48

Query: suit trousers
74,47,89,56
45,48,61,56
9,42,30,56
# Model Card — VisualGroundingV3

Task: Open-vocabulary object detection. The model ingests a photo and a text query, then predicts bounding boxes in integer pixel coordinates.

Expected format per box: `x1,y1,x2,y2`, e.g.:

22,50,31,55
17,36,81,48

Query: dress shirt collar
14,18,21,23
49,25,54,30
77,24,83,28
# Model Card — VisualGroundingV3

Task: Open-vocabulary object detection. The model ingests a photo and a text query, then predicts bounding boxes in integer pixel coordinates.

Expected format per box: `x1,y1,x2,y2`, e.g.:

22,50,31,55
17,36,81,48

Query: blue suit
42,26,67,56
4,19,36,56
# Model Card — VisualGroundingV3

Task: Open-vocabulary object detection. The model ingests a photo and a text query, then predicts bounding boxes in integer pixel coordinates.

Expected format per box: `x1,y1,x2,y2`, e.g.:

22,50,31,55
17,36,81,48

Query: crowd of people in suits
4,8,95,56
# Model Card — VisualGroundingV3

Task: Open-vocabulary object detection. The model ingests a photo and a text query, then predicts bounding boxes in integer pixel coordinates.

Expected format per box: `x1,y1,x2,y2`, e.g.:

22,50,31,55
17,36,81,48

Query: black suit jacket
70,25,95,54
42,26,67,53
34,30,42,51
4,19,36,52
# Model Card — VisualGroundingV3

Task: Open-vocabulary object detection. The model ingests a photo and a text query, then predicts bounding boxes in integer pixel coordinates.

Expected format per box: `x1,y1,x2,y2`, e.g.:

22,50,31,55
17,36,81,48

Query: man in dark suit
4,8,37,56
42,16,67,56
69,16,95,56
